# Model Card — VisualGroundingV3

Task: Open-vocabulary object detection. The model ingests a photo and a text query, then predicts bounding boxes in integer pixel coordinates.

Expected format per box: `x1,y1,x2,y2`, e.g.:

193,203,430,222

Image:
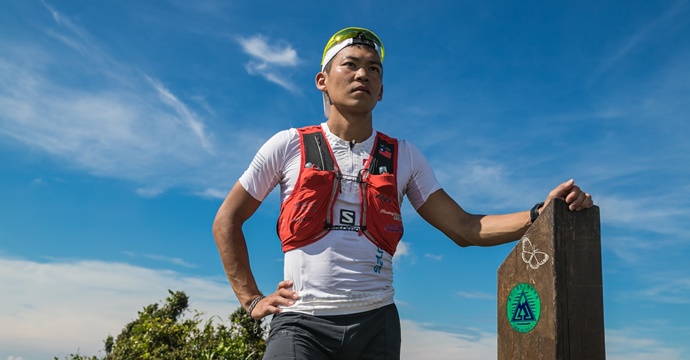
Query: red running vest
276,126,404,255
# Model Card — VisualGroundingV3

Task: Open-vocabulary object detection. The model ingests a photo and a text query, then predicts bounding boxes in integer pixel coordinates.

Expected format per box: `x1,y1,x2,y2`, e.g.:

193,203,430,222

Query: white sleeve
238,129,297,202
398,140,442,210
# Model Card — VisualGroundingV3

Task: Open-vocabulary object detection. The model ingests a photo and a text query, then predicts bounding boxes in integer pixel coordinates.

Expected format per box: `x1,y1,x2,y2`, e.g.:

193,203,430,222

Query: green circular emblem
506,283,541,333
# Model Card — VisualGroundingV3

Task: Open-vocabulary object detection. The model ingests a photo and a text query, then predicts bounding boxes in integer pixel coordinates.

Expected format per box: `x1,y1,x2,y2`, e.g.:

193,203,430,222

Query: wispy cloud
589,1,690,85
145,254,198,268
124,252,198,268
42,1,131,84
597,193,690,240
0,5,260,197
135,186,166,198
424,253,443,261
147,77,215,155
604,236,658,265
457,291,495,300
0,56,215,186
194,187,230,199
237,35,300,92
43,2,99,54
639,274,690,305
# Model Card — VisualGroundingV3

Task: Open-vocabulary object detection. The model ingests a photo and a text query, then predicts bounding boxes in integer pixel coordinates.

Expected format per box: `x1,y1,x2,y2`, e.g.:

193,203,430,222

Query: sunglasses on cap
321,27,385,68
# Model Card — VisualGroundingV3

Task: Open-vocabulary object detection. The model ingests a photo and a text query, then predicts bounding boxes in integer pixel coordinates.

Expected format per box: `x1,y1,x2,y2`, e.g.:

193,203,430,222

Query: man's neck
326,111,373,144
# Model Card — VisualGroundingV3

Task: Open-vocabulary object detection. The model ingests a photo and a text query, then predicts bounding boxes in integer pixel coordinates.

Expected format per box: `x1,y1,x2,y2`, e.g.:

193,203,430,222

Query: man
213,27,593,359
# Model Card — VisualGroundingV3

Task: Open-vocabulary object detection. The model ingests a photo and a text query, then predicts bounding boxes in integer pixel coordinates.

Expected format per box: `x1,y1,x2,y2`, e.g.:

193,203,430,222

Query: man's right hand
250,279,300,320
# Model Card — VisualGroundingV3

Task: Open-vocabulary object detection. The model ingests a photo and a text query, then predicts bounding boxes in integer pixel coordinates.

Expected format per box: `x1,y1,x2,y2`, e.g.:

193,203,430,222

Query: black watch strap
530,202,545,224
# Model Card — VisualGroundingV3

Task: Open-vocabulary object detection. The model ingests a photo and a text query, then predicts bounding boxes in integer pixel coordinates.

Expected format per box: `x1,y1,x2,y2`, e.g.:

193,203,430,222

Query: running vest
277,126,403,255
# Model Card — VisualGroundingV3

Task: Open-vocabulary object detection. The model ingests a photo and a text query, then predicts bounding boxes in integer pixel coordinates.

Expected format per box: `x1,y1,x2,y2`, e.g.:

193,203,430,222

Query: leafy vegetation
55,290,265,360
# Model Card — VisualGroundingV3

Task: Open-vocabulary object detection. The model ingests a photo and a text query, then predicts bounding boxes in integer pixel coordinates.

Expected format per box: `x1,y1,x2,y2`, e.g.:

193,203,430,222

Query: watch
530,202,545,224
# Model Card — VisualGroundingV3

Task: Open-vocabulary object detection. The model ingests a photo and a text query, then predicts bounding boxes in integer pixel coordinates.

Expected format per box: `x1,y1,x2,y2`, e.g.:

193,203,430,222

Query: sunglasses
321,27,385,67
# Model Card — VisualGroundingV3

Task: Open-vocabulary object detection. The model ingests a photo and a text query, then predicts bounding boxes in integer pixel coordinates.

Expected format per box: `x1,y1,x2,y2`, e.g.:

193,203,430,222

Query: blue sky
1,1,689,359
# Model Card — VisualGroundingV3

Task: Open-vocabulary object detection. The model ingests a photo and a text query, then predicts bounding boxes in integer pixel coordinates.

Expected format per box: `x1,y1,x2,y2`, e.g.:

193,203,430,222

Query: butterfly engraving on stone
521,236,550,270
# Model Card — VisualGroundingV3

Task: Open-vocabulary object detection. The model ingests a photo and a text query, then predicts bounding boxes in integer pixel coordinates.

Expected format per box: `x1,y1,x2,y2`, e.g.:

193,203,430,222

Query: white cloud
400,320,496,360
606,328,687,360
0,254,501,360
434,159,537,212
0,255,499,360
237,35,298,66
0,256,237,360
393,240,410,260
237,35,300,92
401,321,690,360
2,255,688,360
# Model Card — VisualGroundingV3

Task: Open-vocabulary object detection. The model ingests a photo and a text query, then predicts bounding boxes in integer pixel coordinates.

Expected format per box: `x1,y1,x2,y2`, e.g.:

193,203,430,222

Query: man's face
317,45,383,116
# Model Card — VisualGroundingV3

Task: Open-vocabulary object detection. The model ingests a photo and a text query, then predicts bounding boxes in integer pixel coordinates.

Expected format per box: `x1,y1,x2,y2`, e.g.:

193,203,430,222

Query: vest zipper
358,171,370,238
313,134,340,239
360,180,366,237
315,136,326,170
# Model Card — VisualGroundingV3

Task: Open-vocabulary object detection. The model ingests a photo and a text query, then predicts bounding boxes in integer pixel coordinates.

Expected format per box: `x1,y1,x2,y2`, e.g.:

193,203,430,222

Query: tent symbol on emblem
511,290,536,324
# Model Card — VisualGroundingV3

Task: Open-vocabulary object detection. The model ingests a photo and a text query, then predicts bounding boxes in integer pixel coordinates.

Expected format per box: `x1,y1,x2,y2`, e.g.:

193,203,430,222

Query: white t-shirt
239,122,441,316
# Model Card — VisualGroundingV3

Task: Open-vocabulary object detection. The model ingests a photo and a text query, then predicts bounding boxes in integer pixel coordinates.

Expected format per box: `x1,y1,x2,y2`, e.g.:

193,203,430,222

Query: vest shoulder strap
368,132,398,175
298,126,335,171
297,127,398,174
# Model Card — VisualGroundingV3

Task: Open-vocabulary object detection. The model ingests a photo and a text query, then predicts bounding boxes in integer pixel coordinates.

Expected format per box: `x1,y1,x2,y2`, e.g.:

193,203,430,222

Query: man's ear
315,71,327,91
378,84,384,101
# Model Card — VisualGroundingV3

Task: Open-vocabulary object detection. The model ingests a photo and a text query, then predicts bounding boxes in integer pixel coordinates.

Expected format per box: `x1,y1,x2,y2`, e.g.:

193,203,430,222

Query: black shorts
263,303,401,360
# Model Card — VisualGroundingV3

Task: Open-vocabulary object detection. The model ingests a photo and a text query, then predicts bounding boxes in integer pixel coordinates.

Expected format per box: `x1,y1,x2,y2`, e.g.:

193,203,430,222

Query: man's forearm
417,190,532,248
466,211,532,247
213,215,262,310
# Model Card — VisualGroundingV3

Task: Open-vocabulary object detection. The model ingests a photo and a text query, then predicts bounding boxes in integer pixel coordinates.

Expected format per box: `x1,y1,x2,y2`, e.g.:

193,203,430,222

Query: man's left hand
544,179,594,212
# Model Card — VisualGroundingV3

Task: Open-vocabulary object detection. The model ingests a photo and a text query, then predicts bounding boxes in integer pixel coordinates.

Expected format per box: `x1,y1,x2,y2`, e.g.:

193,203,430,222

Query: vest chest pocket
362,173,403,255
277,169,339,249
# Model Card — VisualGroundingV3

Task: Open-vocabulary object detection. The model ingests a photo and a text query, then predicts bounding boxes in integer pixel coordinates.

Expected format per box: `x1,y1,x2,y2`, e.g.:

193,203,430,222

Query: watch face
506,283,541,333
